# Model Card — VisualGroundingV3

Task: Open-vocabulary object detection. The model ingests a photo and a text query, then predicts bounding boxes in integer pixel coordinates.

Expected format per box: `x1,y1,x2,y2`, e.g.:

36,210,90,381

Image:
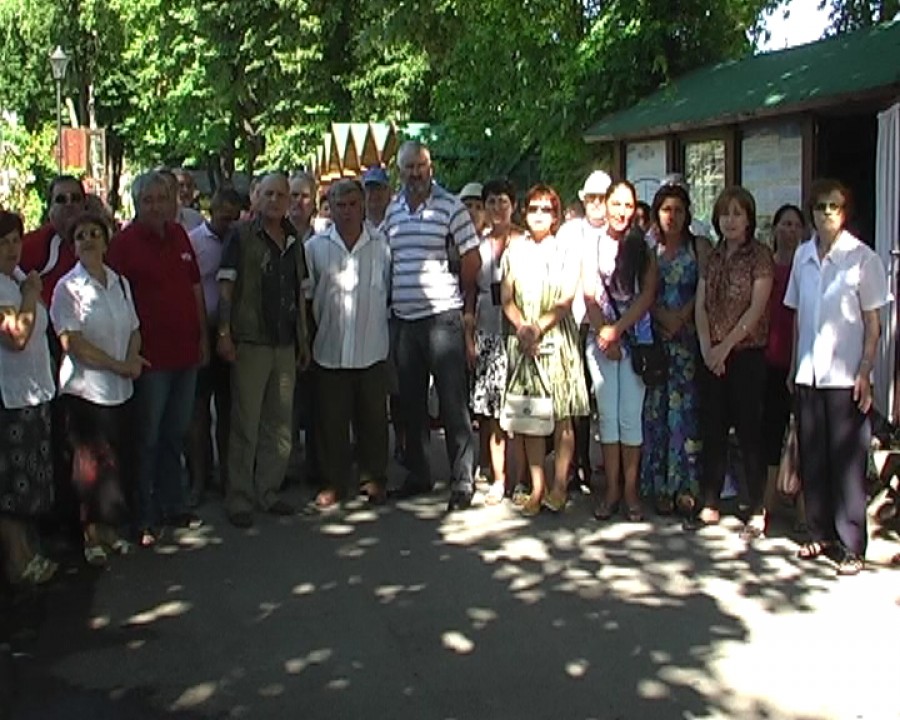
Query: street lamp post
48,46,69,174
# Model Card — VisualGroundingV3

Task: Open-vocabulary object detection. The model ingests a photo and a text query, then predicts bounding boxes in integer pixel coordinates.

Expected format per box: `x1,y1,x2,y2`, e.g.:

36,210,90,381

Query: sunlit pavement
11,433,900,720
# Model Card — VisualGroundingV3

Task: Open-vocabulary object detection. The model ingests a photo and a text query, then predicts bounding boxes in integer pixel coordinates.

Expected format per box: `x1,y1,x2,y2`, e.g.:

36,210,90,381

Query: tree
821,0,899,32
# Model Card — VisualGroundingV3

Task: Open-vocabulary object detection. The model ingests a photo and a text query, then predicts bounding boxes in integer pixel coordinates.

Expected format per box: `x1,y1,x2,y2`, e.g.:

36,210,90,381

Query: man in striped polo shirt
384,141,482,511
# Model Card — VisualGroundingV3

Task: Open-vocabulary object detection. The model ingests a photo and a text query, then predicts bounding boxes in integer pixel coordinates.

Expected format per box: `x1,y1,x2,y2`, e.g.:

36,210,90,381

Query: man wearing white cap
459,182,487,235
556,169,613,488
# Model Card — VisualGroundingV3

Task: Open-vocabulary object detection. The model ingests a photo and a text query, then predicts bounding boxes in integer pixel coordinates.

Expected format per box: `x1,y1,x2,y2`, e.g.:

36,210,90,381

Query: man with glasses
383,141,481,511
20,175,86,306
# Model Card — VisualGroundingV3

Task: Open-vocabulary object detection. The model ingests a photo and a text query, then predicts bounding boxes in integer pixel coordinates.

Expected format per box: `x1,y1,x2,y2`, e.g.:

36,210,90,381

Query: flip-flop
797,541,832,560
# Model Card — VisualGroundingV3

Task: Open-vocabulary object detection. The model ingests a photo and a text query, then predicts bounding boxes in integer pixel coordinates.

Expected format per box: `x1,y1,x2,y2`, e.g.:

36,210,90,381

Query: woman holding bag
583,180,658,522
501,184,589,516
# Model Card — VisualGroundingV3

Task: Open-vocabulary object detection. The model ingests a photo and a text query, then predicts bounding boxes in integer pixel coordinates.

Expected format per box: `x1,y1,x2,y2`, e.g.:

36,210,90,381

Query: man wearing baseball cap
362,166,392,229
459,182,486,235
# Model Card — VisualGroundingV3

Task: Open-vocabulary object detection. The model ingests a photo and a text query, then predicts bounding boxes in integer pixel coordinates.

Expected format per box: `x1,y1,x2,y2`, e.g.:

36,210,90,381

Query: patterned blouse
702,239,774,349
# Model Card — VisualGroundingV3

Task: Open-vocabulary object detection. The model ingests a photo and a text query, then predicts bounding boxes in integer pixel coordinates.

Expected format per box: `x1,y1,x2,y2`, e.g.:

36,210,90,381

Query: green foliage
2,0,854,213
819,0,899,32
0,114,57,227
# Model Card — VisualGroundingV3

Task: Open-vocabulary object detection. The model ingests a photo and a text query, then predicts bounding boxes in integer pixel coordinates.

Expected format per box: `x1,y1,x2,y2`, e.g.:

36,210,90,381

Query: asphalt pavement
6,432,900,720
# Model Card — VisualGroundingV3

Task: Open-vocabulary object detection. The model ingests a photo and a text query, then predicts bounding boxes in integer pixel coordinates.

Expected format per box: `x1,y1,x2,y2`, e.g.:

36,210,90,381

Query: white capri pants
585,339,646,446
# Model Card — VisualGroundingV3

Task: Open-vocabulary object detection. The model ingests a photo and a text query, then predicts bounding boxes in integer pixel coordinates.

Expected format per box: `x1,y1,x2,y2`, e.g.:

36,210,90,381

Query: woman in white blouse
50,211,146,565
785,179,888,576
0,211,57,586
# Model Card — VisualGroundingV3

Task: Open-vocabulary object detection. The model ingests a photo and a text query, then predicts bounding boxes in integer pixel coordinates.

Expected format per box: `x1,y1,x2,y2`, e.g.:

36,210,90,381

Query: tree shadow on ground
13,481,891,720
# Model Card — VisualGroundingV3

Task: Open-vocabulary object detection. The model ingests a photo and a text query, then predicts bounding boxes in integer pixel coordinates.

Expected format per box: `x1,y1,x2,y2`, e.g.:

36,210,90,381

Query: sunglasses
582,194,604,204
74,226,106,242
813,202,843,213
53,192,85,205
527,205,555,215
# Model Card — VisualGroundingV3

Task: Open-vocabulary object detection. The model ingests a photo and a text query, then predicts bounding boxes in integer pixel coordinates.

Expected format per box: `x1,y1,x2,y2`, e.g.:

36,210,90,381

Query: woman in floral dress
640,185,710,515
501,184,589,516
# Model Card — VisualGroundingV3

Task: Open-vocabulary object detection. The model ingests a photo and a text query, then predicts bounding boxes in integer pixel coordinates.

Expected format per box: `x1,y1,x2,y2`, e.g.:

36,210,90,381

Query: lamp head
49,46,69,81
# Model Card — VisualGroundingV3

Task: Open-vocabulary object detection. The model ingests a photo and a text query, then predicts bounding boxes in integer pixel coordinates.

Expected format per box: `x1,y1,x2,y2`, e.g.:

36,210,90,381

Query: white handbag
499,354,555,437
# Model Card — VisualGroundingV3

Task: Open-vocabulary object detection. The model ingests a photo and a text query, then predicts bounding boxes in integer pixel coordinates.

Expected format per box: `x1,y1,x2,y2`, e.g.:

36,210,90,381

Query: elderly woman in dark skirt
50,211,145,565
0,211,57,585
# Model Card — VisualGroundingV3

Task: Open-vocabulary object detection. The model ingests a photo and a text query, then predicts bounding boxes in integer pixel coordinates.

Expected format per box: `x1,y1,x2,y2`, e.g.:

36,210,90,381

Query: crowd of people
0,139,890,587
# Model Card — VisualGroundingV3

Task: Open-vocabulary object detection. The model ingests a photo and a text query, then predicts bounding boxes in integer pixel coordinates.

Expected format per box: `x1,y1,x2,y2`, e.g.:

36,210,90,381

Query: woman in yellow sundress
501,184,590,516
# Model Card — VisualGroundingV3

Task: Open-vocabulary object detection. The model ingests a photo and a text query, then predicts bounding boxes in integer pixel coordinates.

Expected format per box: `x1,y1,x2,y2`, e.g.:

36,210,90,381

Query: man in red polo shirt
20,175,86,308
107,171,208,546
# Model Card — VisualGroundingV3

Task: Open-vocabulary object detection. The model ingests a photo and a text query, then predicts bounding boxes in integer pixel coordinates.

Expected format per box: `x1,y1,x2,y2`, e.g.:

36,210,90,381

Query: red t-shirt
764,262,795,369
19,223,78,307
107,221,202,371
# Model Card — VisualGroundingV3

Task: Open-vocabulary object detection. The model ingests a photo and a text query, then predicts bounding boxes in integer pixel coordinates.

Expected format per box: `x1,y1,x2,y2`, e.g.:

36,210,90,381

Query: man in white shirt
555,169,611,487
383,141,481,510
305,179,391,507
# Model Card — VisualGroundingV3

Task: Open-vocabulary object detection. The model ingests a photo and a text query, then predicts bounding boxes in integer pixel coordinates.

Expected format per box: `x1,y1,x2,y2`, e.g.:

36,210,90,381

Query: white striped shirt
305,224,391,369
383,183,479,320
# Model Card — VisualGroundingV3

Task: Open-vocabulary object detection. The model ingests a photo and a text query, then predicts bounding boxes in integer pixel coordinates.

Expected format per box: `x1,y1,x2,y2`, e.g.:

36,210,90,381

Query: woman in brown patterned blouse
685,187,773,536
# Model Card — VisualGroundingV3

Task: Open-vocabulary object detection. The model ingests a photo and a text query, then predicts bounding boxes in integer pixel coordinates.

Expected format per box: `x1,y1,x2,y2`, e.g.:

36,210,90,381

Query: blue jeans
135,368,197,527
395,310,474,493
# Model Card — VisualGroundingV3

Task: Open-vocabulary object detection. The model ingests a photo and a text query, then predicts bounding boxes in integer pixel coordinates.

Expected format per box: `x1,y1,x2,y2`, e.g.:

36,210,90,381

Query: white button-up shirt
305,224,391,369
784,231,888,389
50,262,140,406
0,269,55,409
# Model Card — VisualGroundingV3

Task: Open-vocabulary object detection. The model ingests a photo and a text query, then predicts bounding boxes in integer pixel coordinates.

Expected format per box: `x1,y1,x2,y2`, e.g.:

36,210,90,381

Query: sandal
541,493,567,513
110,538,136,555
683,507,720,532
739,512,768,540
625,505,644,523
139,528,159,548
315,489,340,509
836,553,865,576
796,541,832,560
511,485,530,507
16,554,58,585
517,497,541,517
593,500,620,521
83,544,108,567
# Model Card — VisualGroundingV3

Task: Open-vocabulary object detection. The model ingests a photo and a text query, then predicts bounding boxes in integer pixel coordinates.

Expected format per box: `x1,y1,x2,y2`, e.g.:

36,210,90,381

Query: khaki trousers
226,344,296,514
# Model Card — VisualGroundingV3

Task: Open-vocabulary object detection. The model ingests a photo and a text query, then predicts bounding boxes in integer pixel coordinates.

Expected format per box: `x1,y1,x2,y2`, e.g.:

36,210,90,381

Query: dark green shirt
219,217,306,347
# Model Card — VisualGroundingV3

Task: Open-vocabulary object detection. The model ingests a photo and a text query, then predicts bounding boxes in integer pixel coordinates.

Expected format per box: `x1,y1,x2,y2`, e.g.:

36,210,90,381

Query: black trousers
572,324,593,479
315,362,389,497
699,347,766,513
795,386,870,556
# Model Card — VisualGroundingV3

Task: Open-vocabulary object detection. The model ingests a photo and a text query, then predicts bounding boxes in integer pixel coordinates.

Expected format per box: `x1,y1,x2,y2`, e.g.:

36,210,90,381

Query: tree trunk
107,132,124,213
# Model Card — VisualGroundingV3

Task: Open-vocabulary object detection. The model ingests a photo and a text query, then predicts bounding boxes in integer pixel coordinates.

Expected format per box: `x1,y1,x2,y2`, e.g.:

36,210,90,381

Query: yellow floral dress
502,234,589,421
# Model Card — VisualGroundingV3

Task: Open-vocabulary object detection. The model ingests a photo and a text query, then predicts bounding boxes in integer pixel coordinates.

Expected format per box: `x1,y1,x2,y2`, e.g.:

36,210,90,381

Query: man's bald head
256,172,290,223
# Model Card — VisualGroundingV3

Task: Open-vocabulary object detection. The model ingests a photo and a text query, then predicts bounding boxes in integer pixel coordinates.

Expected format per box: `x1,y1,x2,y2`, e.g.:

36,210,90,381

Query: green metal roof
584,20,900,142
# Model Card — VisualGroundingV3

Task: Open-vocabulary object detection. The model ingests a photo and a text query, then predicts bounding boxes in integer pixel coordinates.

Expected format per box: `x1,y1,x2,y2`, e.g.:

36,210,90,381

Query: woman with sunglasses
583,180,658,522
50,212,147,564
501,184,589,516
0,211,57,586
785,179,888,575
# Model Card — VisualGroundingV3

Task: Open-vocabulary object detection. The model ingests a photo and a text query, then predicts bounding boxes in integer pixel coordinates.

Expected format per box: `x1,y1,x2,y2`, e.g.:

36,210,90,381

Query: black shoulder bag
599,274,668,387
